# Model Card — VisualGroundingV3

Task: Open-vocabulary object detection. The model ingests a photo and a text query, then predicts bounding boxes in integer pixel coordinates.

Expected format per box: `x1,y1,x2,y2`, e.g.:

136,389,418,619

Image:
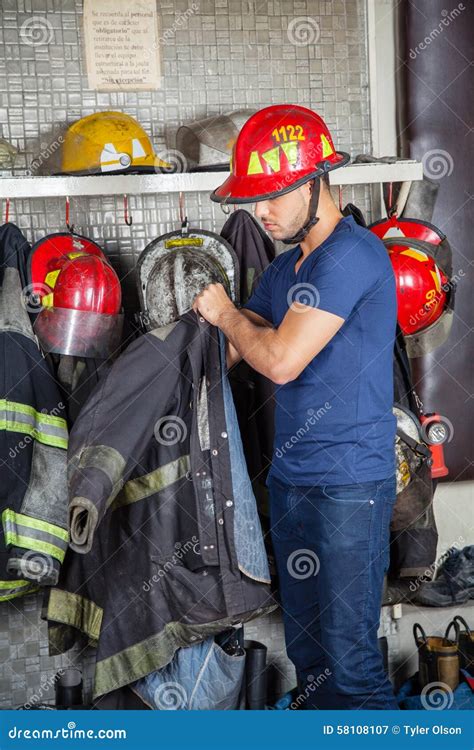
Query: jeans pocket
321,481,380,502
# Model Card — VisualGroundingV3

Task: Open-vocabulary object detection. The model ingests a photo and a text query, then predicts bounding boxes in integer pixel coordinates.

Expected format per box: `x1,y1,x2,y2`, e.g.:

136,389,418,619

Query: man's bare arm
219,303,344,384
226,309,273,369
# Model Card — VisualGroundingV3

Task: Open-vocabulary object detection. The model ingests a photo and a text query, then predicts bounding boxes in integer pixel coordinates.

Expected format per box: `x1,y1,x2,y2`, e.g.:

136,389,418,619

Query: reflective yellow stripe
1,399,66,428
4,533,66,563
261,146,280,173
320,134,334,158
247,150,264,175
2,509,69,543
111,455,191,510
0,399,68,450
280,141,299,166
0,420,67,448
0,579,38,601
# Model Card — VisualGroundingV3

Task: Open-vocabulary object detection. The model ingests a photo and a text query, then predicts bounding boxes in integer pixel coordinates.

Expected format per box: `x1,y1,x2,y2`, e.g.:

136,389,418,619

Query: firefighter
193,104,399,709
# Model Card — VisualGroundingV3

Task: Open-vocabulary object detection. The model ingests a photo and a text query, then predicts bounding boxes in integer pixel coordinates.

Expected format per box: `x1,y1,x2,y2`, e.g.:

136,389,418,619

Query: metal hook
178,191,189,235
3,198,10,224
123,195,133,226
220,202,231,215
387,182,397,217
65,196,74,233
338,185,343,212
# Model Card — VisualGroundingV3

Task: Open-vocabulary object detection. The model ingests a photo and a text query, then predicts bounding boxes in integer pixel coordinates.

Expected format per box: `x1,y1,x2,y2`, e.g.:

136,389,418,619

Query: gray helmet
176,110,256,171
136,229,239,330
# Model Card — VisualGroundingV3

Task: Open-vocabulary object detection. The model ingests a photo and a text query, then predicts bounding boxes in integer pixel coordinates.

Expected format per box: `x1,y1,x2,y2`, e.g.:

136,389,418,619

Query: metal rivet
369,499,374,505
196,472,200,477
226,500,233,507
202,571,208,576
199,316,205,323
218,518,224,525
221,431,228,439
203,545,208,550
212,449,218,456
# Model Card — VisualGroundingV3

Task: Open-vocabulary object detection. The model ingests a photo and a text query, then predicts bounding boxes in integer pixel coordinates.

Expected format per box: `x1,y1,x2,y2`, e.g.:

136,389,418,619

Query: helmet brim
210,151,350,204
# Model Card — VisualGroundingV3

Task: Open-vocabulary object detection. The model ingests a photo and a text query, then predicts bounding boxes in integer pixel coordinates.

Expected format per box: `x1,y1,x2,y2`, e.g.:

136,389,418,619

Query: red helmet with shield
34,255,123,358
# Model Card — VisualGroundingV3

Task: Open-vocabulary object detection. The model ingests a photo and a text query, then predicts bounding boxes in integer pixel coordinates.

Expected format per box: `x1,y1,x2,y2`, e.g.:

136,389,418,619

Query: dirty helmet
59,111,173,175
136,229,239,330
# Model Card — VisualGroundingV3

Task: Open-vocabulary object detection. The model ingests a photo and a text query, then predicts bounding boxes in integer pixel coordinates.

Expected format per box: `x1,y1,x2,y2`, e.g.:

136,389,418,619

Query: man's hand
192,283,235,326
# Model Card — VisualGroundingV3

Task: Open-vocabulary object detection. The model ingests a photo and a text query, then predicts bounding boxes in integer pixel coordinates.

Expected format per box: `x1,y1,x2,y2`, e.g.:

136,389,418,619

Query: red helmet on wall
28,233,107,309
388,245,449,335
211,104,350,245
34,255,123,358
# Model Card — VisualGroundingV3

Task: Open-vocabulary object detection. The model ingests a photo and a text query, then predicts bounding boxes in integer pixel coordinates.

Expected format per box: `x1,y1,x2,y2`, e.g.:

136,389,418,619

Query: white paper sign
83,0,161,91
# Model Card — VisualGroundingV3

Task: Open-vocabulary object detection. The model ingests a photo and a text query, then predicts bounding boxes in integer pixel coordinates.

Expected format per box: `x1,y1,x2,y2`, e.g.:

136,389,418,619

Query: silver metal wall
0,0,372,708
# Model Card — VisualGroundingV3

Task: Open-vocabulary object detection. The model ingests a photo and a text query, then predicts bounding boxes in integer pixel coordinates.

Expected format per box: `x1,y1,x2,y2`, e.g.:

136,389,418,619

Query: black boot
414,545,474,607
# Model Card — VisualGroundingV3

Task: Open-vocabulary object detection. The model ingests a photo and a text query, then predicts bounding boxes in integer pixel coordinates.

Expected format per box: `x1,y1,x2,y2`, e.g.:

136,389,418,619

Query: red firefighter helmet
52,254,121,314
211,104,350,204
369,216,445,246
34,255,123,358
28,233,107,309
371,217,456,357
388,244,449,336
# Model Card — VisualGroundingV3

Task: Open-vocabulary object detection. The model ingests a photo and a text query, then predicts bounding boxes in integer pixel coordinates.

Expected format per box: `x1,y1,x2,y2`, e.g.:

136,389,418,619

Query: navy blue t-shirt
244,215,397,486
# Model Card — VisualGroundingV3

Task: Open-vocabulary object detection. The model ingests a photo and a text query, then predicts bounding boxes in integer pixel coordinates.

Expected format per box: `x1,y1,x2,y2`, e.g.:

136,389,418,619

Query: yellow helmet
60,111,173,174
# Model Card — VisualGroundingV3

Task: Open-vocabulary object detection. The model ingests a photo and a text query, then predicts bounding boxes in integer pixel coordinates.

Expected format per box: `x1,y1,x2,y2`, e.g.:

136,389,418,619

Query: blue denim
268,474,399,710
131,635,245,710
218,330,271,583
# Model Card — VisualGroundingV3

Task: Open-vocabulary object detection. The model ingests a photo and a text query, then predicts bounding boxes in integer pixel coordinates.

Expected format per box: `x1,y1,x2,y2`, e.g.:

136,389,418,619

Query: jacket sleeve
67,327,180,554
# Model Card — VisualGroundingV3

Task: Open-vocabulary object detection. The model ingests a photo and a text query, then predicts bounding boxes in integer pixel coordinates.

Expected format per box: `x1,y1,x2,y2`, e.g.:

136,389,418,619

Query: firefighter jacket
45,311,276,699
0,223,69,600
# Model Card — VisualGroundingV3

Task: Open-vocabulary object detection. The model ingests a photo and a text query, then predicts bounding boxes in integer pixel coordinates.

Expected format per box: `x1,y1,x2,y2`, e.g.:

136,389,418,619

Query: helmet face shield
34,307,124,358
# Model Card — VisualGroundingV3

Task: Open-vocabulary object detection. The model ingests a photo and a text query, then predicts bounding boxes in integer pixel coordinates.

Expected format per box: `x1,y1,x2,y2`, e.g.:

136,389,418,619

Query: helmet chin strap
281,178,321,245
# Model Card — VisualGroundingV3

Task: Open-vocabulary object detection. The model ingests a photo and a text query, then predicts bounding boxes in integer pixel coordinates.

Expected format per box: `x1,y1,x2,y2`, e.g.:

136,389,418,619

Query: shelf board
0,161,423,199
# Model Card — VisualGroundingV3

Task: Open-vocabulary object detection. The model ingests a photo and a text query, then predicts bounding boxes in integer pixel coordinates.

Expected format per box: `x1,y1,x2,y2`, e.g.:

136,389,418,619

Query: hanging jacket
0,223,69,599
220,209,275,488
45,311,276,700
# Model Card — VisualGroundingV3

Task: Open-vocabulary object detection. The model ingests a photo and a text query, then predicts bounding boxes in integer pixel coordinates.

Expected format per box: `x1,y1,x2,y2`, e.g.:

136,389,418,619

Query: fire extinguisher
420,413,450,478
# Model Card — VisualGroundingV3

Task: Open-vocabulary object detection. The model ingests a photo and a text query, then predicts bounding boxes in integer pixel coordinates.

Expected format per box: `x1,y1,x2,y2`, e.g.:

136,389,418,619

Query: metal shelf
0,161,423,199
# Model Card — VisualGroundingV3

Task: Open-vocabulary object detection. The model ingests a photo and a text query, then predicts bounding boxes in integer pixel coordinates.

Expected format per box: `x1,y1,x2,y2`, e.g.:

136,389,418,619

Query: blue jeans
268,475,399,710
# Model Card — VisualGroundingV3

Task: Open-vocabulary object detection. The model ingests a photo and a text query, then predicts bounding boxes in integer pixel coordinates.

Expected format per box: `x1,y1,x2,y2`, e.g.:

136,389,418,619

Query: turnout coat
46,311,275,698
